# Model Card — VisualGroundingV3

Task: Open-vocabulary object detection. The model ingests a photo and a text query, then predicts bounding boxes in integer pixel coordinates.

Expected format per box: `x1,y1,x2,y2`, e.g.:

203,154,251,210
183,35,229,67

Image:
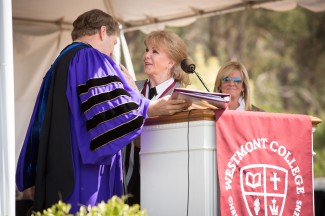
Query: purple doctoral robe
16,44,150,213
65,48,149,212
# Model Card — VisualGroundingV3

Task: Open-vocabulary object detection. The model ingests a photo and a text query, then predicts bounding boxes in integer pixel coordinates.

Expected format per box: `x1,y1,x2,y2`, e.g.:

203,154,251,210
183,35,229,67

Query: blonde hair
144,30,190,87
213,61,252,111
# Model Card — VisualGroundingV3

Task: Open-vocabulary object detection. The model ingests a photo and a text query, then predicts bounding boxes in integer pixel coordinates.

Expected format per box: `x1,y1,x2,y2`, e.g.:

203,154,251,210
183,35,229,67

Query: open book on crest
171,88,230,110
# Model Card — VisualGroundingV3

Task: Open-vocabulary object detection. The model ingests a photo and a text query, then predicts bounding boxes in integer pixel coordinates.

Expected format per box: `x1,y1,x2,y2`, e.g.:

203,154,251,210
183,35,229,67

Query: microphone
180,59,210,92
181,59,196,73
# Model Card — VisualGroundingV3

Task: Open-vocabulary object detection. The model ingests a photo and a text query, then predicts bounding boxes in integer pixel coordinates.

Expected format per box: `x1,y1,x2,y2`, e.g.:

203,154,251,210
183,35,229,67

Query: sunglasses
222,76,243,85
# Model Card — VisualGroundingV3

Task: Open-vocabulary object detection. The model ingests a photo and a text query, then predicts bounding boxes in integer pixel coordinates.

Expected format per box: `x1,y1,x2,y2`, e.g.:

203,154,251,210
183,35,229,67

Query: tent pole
0,0,16,215
120,29,136,80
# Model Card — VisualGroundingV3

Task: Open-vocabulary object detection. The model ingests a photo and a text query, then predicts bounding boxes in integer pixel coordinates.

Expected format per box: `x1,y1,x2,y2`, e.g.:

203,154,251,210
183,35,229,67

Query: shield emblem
240,164,288,216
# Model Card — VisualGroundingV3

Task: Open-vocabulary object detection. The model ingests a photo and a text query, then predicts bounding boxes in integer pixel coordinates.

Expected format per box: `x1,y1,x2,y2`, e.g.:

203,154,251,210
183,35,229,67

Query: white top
148,78,175,101
236,96,245,111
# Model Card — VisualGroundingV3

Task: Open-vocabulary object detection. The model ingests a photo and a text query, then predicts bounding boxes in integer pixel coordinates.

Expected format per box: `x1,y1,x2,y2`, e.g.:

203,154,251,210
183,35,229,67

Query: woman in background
213,60,263,111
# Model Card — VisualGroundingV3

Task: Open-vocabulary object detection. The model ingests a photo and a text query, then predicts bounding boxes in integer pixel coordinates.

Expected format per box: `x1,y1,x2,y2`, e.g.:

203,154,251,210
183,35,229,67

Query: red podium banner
216,110,313,216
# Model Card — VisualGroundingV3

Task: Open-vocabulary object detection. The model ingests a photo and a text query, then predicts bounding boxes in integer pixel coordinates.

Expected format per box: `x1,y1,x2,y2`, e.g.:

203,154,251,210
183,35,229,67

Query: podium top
145,109,322,127
145,109,215,126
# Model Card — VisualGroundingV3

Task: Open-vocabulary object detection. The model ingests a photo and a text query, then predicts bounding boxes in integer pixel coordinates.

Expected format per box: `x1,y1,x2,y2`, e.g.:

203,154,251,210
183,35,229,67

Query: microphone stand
180,59,210,92
193,70,210,92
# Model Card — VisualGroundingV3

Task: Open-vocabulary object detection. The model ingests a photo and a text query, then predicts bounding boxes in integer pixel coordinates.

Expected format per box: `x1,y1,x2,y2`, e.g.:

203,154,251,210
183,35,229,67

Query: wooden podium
140,109,321,216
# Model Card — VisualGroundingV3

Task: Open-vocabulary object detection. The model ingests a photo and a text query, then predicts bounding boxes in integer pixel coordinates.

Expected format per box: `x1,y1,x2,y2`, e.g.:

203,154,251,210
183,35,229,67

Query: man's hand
119,64,140,92
147,95,191,117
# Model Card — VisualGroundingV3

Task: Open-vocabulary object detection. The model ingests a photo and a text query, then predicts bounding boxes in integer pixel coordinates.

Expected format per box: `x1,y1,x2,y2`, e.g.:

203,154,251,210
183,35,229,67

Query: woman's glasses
222,76,243,85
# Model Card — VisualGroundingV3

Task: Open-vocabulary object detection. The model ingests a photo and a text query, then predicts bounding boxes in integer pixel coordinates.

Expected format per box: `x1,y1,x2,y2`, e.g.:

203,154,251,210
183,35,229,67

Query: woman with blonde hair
136,30,191,97
213,61,262,111
124,30,191,205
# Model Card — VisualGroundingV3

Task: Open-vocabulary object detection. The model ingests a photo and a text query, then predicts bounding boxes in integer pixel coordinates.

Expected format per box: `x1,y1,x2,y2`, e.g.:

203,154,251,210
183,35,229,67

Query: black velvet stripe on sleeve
80,88,131,113
90,115,144,151
86,102,140,131
77,75,121,95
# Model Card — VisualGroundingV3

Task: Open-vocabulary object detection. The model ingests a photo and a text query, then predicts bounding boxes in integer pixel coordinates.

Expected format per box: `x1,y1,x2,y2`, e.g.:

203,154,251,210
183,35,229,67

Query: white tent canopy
11,0,325,159
12,0,325,32
1,0,325,214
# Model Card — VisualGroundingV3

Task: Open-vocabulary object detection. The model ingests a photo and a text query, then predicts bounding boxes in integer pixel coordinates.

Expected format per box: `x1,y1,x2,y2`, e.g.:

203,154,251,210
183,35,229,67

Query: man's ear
99,26,107,40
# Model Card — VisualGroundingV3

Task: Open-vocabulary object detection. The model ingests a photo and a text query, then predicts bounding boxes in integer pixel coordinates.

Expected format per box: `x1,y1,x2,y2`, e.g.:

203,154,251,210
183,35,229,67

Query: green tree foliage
124,8,325,176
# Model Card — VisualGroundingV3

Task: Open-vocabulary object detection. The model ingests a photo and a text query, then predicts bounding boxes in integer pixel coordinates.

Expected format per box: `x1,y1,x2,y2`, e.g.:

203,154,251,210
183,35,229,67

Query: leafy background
124,8,325,177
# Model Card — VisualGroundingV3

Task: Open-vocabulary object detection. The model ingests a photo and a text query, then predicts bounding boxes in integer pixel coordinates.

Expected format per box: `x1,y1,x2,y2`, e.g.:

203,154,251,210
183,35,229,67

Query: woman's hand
147,95,192,117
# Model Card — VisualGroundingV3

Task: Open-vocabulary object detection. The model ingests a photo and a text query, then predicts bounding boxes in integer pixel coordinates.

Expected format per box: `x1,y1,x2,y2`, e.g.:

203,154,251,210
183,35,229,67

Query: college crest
240,164,288,216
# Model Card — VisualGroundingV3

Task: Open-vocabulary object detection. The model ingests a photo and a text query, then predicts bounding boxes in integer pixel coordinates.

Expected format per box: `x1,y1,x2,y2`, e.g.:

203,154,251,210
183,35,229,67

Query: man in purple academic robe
16,9,190,214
